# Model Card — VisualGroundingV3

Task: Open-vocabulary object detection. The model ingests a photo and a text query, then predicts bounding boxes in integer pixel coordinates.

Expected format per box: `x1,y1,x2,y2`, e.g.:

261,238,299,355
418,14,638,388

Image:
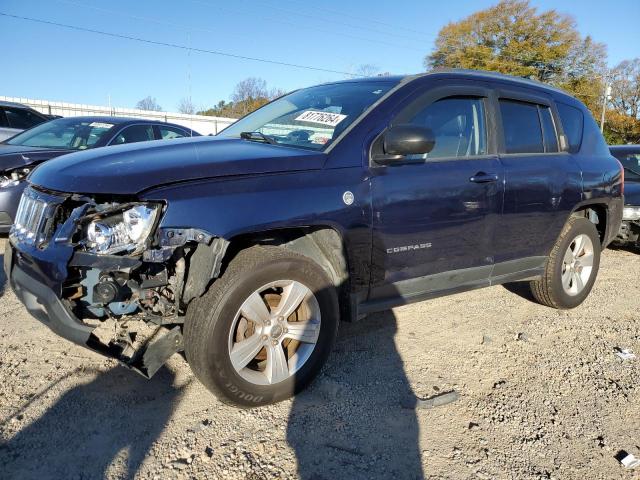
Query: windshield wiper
240,131,278,145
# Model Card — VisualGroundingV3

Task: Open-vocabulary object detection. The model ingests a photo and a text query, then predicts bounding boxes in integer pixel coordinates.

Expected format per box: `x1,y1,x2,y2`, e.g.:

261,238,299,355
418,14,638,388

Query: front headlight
85,204,159,255
623,206,640,221
0,168,31,188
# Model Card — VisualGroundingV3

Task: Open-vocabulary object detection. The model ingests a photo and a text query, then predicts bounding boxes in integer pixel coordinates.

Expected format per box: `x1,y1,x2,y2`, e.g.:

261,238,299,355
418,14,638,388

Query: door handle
469,172,499,183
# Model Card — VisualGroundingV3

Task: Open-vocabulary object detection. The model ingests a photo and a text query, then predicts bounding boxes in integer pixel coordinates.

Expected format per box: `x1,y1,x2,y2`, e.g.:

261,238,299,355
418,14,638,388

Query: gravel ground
0,238,639,480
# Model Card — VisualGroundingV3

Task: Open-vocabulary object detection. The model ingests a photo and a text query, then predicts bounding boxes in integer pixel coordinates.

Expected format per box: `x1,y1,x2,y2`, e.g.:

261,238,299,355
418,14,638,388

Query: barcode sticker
295,110,347,127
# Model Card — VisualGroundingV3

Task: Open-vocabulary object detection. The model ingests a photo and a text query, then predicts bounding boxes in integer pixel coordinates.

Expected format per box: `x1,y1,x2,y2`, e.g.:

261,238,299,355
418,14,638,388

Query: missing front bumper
6,244,183,378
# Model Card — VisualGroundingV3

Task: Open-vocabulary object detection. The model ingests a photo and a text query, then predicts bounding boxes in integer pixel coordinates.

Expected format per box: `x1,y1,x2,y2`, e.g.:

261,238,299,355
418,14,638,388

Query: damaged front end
7,185,227,378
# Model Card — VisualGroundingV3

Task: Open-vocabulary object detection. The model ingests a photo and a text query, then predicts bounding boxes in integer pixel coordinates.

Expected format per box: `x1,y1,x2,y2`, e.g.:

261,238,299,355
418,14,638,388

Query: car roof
51,115,195,130
610,145,640,152
0,100,37,109
327,69,576,100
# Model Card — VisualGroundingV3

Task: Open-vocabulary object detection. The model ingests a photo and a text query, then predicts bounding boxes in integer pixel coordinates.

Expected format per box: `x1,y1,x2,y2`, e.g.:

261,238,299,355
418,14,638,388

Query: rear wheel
530,216,601,309
184,246,339,407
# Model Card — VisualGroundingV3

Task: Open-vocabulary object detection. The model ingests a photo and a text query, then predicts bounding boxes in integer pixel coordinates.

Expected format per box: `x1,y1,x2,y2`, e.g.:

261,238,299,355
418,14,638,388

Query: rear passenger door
494,88,582,269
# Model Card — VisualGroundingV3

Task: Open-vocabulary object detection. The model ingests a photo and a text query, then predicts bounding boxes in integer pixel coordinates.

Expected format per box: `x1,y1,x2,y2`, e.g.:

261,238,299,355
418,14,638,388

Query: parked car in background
610,145,640,248
5,71,623,407
0,116,199,232
0,101,52,142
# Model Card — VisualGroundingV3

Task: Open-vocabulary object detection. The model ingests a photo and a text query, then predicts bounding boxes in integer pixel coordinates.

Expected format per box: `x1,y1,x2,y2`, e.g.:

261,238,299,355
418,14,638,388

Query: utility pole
600,83,612,133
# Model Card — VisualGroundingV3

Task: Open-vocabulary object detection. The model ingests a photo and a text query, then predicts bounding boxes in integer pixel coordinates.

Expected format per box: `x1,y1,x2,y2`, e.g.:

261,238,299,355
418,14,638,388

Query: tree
604,58,640,144
231,77,272,116
177,97,195,115
354,64,380,77
199,78,285,118
135,96,162,112
425,0,607,86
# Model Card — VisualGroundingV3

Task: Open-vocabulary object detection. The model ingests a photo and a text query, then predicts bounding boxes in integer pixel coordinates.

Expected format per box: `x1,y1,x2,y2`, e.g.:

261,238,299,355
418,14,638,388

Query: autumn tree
199,78,285,118
425,0,607,104
135,96,163,112
605,58,640,144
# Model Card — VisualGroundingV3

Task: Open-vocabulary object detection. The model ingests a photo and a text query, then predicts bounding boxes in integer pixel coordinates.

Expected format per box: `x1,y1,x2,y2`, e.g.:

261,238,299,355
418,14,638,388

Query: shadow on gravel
0,250,7,297
502,281,537,303
0,366,184,480
287,310,424,480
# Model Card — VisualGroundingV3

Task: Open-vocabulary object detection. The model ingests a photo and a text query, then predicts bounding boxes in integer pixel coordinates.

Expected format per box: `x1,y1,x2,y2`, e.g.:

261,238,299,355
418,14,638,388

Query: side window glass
556,102,584,153
112,125,155,145
407,97,487,160
617,153,640,181
5,108,44,130
539,106,558,153
499,100,544,154
0,109,7,128
159,126,188,139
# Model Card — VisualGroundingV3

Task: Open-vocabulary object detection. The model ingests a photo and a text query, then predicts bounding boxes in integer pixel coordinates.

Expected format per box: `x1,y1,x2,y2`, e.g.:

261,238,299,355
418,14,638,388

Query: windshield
6,118,116,150
219,81,397,151
612,150,640,181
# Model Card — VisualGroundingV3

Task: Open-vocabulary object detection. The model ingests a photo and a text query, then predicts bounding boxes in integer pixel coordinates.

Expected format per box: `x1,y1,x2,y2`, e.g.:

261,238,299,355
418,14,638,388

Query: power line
185,0,426,53
242,0,435,43
277,0,436,39
0,11,359,77
47,0,375,69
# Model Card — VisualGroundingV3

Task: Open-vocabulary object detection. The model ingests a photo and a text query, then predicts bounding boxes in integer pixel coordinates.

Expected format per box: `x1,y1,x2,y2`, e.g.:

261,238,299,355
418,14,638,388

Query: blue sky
0,0,638,112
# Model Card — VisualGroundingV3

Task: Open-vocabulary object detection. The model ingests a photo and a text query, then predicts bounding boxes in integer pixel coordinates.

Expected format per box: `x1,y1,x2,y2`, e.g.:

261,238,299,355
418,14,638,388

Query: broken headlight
85,204,159,255
0,167,31,188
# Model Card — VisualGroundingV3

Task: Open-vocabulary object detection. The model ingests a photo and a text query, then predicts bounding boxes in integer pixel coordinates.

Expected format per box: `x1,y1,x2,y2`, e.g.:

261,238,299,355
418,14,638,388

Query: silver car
0,101,51,142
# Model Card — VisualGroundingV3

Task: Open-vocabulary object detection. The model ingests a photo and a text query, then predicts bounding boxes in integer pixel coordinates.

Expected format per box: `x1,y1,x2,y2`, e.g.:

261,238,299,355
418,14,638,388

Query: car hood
0,144,72,171
625,181,640,206
29,136,327,195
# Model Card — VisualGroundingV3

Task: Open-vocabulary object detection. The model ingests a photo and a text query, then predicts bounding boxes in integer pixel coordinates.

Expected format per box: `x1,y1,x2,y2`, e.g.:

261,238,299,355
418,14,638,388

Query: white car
0,101,51,142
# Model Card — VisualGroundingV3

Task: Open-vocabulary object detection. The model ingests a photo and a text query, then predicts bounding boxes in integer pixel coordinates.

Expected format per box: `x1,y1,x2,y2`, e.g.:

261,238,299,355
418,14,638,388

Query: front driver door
368,82,504,303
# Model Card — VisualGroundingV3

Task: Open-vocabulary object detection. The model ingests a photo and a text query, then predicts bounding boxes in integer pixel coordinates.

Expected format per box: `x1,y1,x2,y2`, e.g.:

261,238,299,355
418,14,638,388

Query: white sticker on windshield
295,110,347,127
89,122,114,129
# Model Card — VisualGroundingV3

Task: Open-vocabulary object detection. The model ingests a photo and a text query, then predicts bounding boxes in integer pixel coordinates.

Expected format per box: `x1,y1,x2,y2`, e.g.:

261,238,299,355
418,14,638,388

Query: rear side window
159,125,188,139
557,102,584,152
112,125,155,145
539,106,559,153
4,107,45,130
499,100,544,154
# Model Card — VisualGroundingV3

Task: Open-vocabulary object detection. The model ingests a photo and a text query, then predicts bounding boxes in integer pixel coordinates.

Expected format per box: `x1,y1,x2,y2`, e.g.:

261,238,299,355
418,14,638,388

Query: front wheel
530,216,601,309
184,246,339,407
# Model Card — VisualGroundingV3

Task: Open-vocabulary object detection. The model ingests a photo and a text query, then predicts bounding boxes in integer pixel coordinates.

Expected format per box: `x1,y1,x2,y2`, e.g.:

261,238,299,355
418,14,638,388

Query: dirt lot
0,237,639,480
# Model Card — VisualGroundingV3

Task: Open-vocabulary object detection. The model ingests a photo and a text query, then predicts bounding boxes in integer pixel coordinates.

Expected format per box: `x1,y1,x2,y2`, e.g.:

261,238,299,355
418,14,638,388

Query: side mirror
373,124,435,165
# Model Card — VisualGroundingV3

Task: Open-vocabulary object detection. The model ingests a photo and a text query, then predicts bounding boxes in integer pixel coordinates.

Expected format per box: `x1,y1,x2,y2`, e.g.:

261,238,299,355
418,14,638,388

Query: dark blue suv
5,70,623,407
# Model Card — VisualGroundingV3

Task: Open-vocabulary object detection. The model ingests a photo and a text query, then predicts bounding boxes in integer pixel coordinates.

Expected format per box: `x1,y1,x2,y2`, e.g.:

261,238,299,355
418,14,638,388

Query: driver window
407,97,487,160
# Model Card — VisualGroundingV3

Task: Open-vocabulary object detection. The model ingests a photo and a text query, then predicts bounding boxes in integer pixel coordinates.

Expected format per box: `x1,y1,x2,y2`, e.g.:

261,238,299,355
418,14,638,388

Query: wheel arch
183,225,354,321
570,202,608,248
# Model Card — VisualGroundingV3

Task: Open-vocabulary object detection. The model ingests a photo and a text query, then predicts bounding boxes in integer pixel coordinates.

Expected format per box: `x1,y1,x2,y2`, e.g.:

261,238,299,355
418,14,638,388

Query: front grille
10,187,63,247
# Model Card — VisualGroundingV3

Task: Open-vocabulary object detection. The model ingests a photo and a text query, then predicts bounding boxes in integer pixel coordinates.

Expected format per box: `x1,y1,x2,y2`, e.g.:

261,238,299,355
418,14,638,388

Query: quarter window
499,100,544,154
557,102,584,152
406,97,487,160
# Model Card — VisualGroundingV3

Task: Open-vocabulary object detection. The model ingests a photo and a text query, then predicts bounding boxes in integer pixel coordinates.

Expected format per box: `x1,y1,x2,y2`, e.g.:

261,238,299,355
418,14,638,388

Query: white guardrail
0,96,237,136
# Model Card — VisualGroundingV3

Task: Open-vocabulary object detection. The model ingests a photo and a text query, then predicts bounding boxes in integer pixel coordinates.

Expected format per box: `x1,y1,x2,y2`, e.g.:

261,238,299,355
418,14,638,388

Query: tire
530,216,601,309
184,245,339,407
